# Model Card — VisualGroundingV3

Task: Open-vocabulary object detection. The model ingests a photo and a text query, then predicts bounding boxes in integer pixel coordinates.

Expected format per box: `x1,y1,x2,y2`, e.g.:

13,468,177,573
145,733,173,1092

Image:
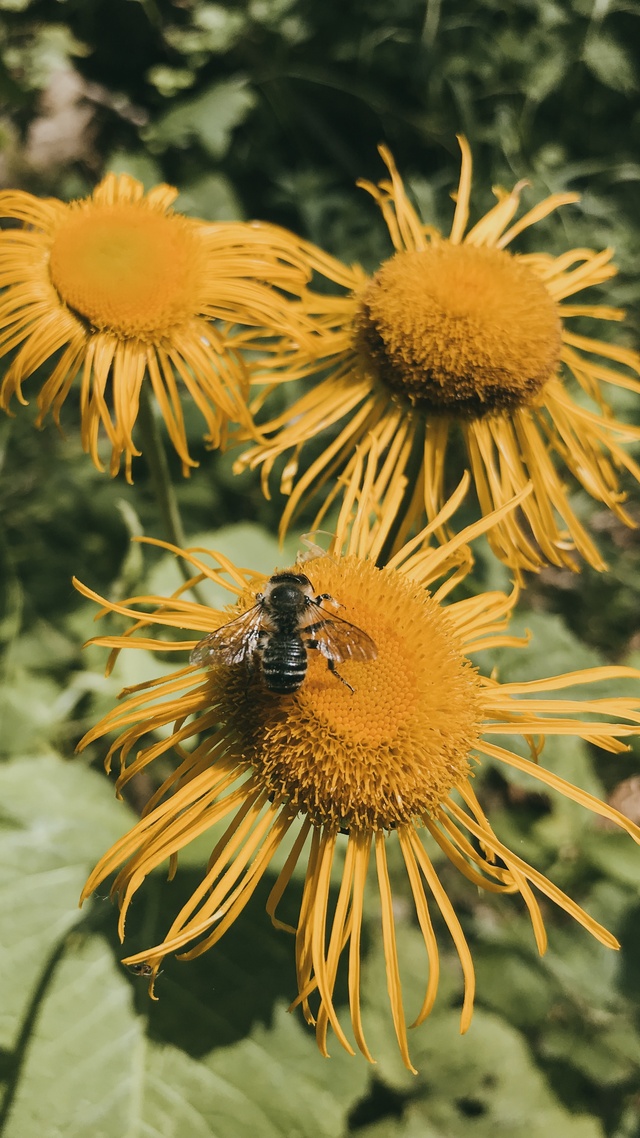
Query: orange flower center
355,243,561,417
49,204,206,341
220,557,482,830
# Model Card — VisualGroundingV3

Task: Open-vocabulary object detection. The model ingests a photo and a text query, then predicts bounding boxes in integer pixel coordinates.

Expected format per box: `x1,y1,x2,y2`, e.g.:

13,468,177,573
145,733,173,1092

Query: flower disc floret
356,244,562,416
49,204,207,341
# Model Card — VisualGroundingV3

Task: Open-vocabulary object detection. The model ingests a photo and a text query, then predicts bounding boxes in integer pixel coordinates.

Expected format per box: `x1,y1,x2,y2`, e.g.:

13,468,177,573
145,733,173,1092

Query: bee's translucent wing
190,604,264,667
305,602,378,664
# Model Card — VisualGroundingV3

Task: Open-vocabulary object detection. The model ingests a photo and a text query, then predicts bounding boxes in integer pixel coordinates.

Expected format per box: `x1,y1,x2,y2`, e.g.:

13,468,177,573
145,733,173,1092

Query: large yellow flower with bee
76,476,640,1070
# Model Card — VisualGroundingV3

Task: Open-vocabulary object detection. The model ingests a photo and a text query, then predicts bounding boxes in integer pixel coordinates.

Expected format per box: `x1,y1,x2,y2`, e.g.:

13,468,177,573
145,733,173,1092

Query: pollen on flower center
48,204,206,341
355,243,562,417
221,557,483,830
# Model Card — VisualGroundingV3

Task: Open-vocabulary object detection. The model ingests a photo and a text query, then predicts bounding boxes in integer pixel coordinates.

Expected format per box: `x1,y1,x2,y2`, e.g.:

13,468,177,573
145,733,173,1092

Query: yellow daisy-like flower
236,139,640,572
0,173,313,479
76,477,640,1070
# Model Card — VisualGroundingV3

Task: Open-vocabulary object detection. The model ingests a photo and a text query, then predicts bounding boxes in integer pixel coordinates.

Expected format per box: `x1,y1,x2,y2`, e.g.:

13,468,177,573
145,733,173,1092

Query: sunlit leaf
583,34,637,94
143,78,256,158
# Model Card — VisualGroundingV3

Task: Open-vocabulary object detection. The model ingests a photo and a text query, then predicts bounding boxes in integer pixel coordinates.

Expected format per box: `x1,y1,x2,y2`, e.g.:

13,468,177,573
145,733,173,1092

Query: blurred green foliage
2,1,640,1136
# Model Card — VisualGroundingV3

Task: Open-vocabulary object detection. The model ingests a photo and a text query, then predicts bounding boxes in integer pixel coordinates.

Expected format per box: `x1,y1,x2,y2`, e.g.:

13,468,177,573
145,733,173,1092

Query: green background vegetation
2,1,640,1135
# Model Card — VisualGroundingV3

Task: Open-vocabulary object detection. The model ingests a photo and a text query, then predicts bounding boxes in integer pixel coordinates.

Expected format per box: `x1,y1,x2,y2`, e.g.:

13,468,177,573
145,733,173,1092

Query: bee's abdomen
261,636,307,694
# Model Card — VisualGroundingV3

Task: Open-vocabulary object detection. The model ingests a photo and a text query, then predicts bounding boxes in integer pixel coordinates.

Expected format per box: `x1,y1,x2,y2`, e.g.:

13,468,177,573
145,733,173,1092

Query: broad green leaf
6,618,77,672
0,754,370,1137
0,754,131,1052
470,609,602,684
1,934,145,1138
541,927,622,1010
473,947,554,1029
3,936,368,1138
147,65,196,98
201,1005,369,1137
584,829,640,889
524,51,568,102
143,78,256,158
583,34,637,93
379,1009,604,1137
177,173,243,221
0,671,67,756
541,1018,640,1087
356,1120,441,1138
165,5,246,56
105,150,163,189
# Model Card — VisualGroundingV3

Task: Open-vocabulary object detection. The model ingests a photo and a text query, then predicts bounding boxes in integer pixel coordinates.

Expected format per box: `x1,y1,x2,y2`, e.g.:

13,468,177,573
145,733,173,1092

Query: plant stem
137,382,204,596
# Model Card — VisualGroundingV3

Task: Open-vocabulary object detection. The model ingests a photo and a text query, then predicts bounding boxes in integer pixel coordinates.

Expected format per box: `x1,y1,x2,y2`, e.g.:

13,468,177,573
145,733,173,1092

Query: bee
190,571,377,695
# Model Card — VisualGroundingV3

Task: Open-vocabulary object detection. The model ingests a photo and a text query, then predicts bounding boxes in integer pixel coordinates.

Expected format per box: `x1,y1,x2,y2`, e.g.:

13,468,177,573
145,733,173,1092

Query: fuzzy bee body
190,571,377,694
261,635,308,693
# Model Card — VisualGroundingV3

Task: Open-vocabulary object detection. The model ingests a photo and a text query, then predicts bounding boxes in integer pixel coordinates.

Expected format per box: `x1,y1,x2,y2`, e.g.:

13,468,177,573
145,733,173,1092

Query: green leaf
358,922,609,1133
356,1120,441,1138
585,829,640,888
165,5,246,57
541,1018,640,1087
0,670,67,755
105,150,163,190
0,753,131,1052
2,938,368,1138
524,51,569,102
541,926,621,1011
177,173,243,221
0,754,369,1135
0,934,146,1138
470,609,602,684
201,1005,369,1137
473,947,554,1029
386,1010,605,1137
143,77,256,158
583,34,637,93
146,65,196,98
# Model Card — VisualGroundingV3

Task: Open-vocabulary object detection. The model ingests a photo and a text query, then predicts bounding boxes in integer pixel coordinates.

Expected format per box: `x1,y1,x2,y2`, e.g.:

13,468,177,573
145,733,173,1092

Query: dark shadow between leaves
93,864,355,1059
348,1076,415,1131
619,901,640,1007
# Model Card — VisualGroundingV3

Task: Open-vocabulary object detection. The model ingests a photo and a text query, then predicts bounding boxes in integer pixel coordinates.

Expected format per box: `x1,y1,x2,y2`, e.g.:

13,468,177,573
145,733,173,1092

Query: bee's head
265,572,313,609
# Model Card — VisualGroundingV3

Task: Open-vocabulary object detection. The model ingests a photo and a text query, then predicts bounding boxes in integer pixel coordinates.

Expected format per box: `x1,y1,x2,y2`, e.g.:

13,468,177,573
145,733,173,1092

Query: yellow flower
76,479,640,1070
236,139,640,572
0,174,313,479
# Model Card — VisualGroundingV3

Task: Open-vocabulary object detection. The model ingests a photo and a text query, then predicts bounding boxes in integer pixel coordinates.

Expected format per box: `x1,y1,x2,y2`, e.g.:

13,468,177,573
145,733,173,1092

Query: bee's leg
327,658,355,694
305,628,355,692
314,592,344,610
304,620,326,636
